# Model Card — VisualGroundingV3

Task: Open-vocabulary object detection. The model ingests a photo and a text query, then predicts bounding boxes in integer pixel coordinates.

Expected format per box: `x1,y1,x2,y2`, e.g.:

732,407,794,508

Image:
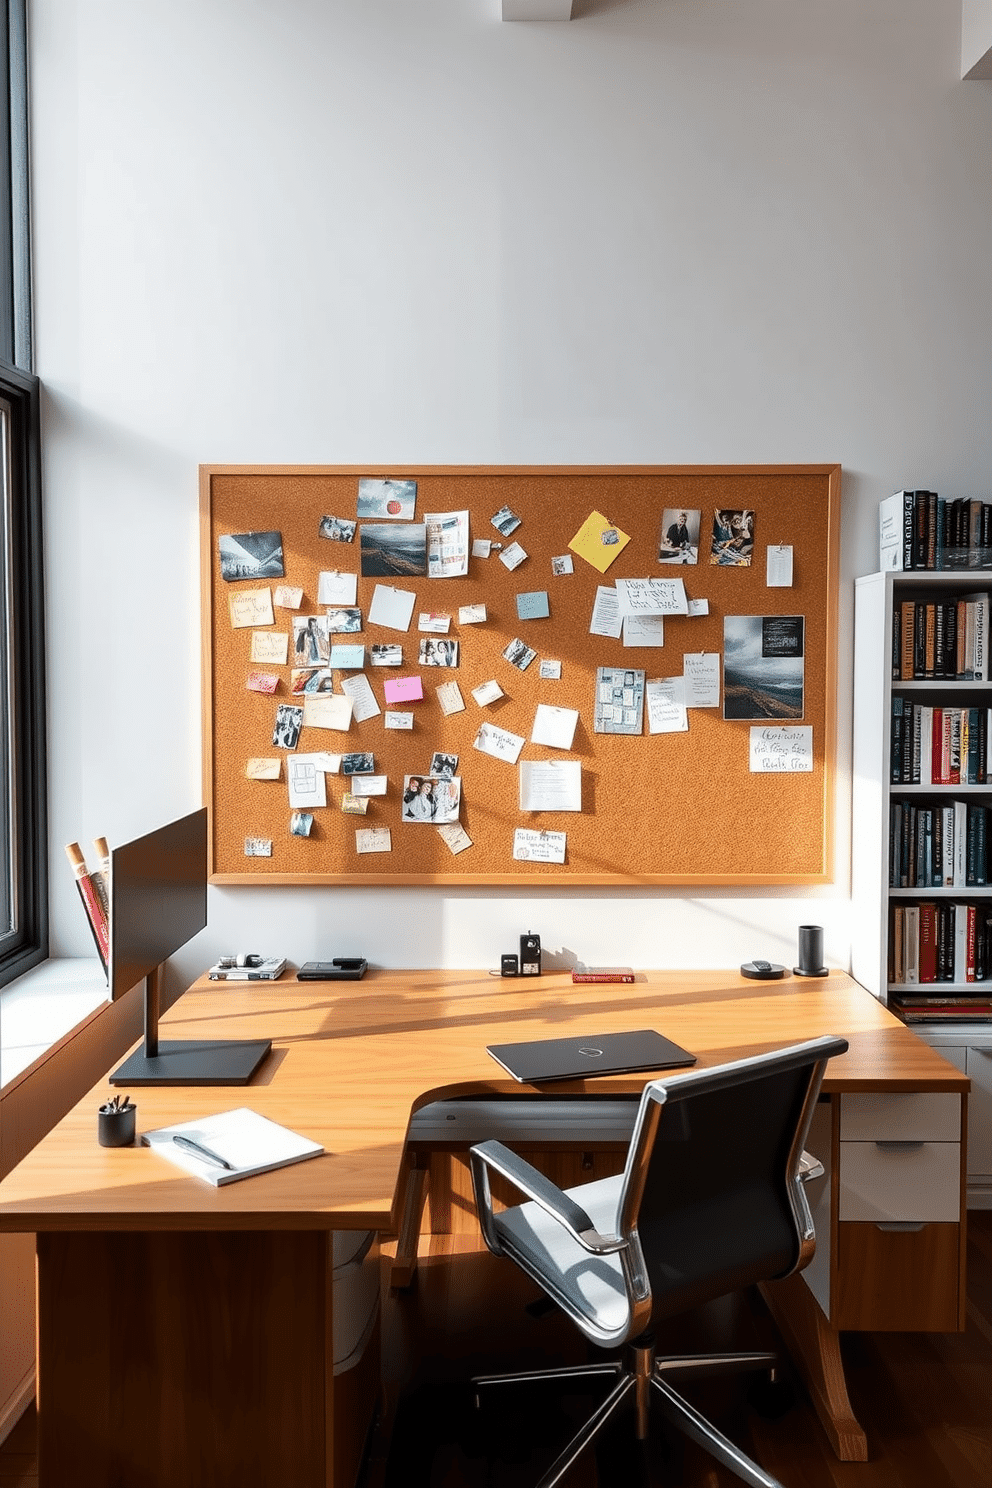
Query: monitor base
109,1039,272,1086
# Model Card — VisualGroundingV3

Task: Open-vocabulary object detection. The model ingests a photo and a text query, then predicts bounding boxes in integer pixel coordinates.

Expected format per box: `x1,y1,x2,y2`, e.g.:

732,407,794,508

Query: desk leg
37,1229,337,1488
759,1273,868,1463
390,1163,430,1290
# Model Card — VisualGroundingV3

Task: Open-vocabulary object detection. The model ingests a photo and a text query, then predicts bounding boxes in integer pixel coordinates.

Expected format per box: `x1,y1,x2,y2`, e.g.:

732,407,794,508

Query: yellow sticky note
568,511,631,573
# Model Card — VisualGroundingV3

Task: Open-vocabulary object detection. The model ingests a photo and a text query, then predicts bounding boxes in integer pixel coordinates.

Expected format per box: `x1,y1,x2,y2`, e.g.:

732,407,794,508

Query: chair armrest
470,1140,625,1255
797,1149,824,1183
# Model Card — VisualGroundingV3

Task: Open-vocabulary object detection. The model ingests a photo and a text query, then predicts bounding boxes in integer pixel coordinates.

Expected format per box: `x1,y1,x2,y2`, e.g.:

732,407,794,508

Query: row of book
65,839,110,973
890,702,990,785
890,993,992,1024
889,800,990,888
879,489,992,572
889,900,992,990
891,595,989,680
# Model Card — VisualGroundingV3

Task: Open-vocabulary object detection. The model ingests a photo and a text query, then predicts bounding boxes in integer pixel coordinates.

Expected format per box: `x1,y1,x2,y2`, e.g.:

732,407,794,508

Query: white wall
28,0,992,986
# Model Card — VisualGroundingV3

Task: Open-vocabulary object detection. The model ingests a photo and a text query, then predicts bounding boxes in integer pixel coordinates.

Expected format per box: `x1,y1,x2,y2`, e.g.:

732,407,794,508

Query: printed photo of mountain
359,523,428,578
723,615,804,719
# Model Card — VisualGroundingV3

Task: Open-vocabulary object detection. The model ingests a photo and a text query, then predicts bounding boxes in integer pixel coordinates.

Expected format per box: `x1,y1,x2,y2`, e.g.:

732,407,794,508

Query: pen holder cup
98,1104,137,1148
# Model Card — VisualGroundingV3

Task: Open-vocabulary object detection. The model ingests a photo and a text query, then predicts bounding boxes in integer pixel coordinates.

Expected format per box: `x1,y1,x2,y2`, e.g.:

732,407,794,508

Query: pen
172,1134,234,1171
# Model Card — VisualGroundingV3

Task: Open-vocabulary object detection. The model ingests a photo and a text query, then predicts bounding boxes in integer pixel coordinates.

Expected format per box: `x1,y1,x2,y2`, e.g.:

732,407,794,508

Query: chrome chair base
473,1334,784,1488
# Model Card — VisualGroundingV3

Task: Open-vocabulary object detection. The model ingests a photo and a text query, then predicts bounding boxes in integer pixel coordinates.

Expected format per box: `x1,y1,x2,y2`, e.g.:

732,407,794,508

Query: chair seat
495,1173,630,1341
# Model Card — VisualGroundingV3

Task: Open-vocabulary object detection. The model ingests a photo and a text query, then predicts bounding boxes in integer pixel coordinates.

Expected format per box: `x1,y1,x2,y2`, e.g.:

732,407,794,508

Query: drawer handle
875,1222,925,1233
873,1140,924,1151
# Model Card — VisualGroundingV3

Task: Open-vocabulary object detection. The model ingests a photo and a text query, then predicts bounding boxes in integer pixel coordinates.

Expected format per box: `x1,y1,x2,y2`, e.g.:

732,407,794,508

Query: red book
918,904,937,983
967,905,976,983
64,842,110,968
571,967,636,983
931,708,943,784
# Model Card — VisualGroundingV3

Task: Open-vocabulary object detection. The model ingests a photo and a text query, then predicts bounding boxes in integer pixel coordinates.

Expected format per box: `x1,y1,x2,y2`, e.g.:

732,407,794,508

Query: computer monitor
108,808,271,1086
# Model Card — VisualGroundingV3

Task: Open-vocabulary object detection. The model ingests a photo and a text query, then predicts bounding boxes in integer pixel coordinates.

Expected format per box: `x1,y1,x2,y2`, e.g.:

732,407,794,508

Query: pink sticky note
384,675,424,704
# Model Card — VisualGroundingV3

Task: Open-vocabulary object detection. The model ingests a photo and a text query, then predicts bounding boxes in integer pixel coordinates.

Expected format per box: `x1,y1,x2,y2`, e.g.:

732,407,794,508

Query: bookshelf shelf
889,886,992,898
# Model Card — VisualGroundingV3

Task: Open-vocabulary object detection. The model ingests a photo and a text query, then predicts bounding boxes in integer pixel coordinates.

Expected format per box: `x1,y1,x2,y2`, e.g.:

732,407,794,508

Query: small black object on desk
794,924,829,978
98,1094,136,1147
740,960,787,980
297,958,368,981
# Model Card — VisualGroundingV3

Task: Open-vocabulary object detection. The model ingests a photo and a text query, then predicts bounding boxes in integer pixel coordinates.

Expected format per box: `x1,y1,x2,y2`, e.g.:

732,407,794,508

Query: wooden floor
2,1215,990,1487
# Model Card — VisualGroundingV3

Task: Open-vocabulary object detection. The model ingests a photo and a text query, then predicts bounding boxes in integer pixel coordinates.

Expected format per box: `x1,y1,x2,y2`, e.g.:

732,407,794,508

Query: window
0,0,44,985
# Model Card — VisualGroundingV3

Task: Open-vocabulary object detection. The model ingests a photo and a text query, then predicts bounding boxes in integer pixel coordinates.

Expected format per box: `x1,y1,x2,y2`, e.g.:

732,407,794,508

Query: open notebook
142,1107,324,1187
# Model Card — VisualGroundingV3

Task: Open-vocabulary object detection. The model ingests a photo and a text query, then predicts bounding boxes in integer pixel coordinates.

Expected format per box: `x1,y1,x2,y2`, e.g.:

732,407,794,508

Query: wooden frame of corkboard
201,464,840,886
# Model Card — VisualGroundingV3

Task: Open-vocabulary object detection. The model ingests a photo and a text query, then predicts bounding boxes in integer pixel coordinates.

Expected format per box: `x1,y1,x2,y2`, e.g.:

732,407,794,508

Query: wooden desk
0,969,968,1484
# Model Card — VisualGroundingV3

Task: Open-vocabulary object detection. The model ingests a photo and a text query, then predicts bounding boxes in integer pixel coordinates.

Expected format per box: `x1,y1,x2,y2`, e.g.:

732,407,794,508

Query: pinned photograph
419,638,459,667
272,703,304,749
291,667,335,694
723,615,804,720
499,541,528,572
710,509,755,567
342,752,375,775
244,837,273,858
326,607,362,633
401,775,461,825
551,555,574,576
357,478,417,521
491,504,521,538
318,514,356,543
290,812,314,837
430,751,459,779
360,522,427,578
293,615,331,666
658,508,701,565
219,531,285,582
370,644,403,666
502,637,537,672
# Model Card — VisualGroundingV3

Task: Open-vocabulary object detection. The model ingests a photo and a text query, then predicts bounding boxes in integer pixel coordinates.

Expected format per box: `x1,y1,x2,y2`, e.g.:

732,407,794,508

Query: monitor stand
109,969,271,1087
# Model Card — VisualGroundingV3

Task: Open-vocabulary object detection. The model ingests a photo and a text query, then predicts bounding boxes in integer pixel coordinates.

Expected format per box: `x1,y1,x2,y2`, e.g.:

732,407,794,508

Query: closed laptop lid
486,1028,696,1084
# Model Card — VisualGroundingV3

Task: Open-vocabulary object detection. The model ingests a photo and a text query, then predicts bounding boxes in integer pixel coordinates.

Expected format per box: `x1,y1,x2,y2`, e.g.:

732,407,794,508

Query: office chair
469,1035,848,1488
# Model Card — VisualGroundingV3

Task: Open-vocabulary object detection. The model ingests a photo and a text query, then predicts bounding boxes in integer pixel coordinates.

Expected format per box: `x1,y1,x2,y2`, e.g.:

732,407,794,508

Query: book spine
933,603,945,677
944,601,957,678
904,493,915,569
927,493,937,569
571,973,635,983
919,902,937,983
924,604,935,678
64,842,110,968
975,598,988,681
968,905,977,982
892,603,901,679
901,602,915,680
891,697,904,784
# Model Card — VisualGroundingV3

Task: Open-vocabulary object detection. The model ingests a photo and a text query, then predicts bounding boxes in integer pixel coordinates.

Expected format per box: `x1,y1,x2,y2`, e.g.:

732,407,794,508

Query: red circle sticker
386,500,402,515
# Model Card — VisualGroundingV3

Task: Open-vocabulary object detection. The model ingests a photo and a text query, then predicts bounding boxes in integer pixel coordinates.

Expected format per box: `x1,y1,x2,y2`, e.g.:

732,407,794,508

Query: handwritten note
229,589,274,628
645,678,688,734
749,726,813,773
513,829,566,863
251,631,289,665
682,653,721,708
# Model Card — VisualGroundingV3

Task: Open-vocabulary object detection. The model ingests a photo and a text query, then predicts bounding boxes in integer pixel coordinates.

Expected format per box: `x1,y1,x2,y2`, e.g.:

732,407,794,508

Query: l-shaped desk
0,969,969,1486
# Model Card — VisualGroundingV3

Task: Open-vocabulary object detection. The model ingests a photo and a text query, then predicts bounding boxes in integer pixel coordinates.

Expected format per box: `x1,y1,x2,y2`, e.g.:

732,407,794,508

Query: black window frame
0,0,45,987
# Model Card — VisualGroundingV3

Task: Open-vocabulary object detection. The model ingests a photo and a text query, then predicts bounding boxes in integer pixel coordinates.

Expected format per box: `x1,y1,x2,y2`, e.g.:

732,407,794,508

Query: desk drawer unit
833,1092,964,1332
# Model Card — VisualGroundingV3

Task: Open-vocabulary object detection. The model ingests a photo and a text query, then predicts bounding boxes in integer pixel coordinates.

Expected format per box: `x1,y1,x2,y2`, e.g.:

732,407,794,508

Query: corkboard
201,465,840,885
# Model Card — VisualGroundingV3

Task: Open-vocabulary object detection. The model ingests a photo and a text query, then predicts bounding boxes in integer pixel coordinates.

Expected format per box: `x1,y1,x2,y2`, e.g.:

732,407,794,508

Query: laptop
486,1028,696,1084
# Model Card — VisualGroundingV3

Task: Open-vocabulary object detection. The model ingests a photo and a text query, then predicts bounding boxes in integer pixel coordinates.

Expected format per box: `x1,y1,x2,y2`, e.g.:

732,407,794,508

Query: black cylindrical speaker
795,924,828,977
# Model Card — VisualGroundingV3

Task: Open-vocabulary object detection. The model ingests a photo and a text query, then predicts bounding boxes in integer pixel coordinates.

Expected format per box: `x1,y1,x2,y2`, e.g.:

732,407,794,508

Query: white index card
436,680,466,715
687,597,709,617
473,722,525,765
229,589,274,628
368,584,417,632
766,545,794,587
531,704,579,751
356,827,392,854
458,604,487,625
310,752,342,772
590,586,623,639
317,571,358,606
287,755,328,809
749,725,813,773
302,694,354,731
419,612,451,633
339,673,381,722
622,614,666,648
384,710,414,730
437,822,473,855
246,757,281,781
499,541,528,571
250,631,289,665
539,659,562,679
646,678,689,734
472,538,492,559
471,679,504,707
683,653,721,708
350,774,388,797
519,760,582,812
513,828,566,863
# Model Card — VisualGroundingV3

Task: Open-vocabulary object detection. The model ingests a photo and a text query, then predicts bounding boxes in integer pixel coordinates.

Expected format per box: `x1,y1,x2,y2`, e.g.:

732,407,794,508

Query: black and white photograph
326,607,362,633
401,774,461,824
429,752,459,779
502,636,537,671
218,530,285,582
723,615,804,720
272,703,304,749
710,509,755,567
360,521,428,578
356,477,417,521
370,643,403,666
318,514,356,543
290,812,314,837
291,667,335,694
490,504,522,537
342,752,375,776
658,508,701,565
293,614,331,665
550,554,574,576
419,638,459,668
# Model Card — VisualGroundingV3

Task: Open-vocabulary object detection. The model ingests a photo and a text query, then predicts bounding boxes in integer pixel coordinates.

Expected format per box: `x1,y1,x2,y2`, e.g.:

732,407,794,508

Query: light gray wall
29,0,992,982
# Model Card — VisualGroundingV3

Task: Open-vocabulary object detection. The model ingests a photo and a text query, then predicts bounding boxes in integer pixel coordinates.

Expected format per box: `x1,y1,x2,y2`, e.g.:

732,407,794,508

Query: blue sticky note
516,591,550,620
330,644,366,669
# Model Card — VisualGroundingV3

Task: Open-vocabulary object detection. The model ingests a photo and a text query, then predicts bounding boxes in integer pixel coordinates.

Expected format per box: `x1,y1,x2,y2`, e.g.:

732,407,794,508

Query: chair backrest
616,1036,848,1323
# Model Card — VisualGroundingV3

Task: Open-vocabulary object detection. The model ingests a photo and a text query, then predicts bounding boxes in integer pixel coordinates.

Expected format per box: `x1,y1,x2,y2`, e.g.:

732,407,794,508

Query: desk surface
0,969,966,1233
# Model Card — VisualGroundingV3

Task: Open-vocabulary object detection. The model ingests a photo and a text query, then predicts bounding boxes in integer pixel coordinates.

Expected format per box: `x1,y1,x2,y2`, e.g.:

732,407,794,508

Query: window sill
0,959,108,1087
